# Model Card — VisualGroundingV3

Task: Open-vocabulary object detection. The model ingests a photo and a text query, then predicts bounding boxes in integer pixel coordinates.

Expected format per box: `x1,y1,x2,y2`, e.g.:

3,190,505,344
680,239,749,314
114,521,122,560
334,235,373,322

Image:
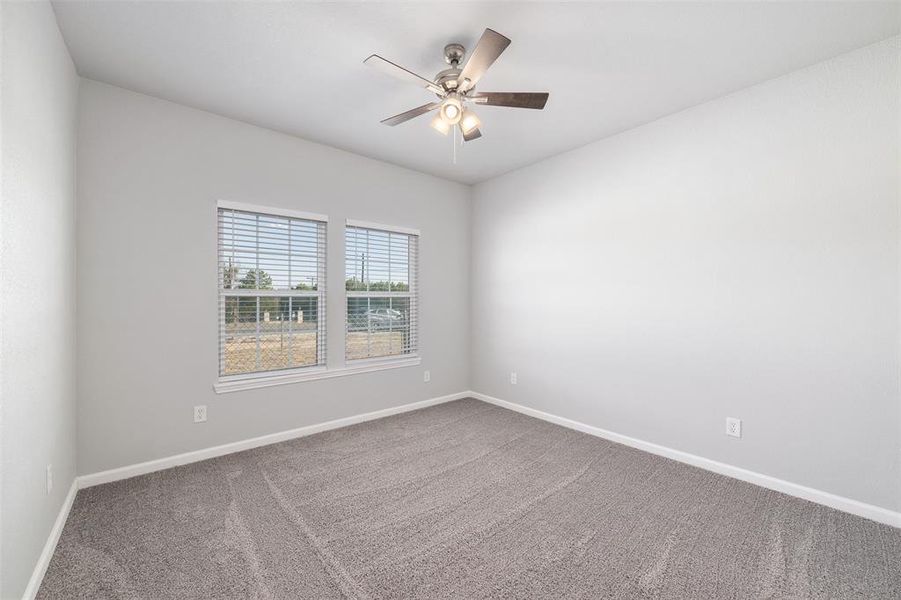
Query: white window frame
213,205,422,394
215,200,328,389
344,219,420,365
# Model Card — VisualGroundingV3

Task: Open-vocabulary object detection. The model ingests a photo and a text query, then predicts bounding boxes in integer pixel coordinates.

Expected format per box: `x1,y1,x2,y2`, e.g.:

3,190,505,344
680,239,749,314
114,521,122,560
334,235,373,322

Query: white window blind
218,205,327,377
345,224,418,361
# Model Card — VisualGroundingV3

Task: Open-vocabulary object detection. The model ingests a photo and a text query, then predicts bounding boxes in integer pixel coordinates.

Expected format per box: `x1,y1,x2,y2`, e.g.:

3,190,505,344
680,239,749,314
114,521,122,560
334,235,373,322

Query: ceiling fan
364,28,549,142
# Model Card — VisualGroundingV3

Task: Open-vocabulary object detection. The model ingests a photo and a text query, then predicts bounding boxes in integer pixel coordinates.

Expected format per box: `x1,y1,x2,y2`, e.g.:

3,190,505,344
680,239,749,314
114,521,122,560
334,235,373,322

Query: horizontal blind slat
345,225,418,361
219,207,327,376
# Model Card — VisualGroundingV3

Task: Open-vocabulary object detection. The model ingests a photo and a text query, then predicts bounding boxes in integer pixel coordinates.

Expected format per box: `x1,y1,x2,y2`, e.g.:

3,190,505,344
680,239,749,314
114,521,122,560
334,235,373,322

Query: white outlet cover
510,372,518,385
726,417,742,438
46,465,53,494
423,370,431,383
194,405,207,423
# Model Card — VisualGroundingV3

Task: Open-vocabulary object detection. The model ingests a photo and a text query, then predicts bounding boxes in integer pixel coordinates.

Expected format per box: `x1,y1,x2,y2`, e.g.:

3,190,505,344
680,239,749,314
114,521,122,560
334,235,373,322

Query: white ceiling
52,1,899,184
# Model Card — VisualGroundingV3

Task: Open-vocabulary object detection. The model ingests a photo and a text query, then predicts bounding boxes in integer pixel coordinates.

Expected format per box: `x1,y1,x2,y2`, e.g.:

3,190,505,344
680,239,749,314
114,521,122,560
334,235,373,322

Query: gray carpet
38,398,901,599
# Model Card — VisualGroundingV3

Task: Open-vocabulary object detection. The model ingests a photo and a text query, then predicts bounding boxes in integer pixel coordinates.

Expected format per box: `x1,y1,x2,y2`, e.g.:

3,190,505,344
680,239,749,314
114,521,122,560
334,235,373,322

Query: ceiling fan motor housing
444,43,465,65
436,43,469,94
435,67,465,93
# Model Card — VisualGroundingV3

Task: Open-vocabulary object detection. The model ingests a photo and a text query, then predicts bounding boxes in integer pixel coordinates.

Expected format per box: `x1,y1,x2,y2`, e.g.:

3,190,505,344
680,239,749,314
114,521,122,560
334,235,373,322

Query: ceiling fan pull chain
453,126,457,164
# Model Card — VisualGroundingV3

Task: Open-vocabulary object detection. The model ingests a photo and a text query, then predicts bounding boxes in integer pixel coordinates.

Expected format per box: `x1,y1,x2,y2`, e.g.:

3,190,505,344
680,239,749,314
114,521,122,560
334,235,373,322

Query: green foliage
345,277,409,292
228,269,276,318
240,269,273,290
346,277,367,291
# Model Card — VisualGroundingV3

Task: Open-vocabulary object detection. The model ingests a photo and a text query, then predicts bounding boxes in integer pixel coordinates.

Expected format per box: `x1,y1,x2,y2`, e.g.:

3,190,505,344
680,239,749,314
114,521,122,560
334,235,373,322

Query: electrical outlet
510,372,517,385
46,464,53,495
194,405,207,423
423,370,431,383
726,417,741,438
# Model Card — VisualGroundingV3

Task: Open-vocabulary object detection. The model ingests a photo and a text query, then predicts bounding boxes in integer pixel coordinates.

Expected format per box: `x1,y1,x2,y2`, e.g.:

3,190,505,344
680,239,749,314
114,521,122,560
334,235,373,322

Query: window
218,202,327,378
345,221,418,361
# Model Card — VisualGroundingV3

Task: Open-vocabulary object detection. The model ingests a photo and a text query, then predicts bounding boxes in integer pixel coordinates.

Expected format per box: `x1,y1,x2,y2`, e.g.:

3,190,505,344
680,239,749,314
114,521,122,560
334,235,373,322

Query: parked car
364,308,405,324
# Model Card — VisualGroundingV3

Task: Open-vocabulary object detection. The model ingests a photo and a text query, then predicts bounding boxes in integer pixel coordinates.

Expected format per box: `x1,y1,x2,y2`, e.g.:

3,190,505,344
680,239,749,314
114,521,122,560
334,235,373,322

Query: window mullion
288,218,292,291
319,222,327,366
366,230,371,358
288,296,294,368
255,296,261,371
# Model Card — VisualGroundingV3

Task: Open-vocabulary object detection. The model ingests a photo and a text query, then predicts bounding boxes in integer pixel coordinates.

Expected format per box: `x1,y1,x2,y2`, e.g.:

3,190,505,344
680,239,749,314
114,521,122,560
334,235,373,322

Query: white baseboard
470,391,901,529
78,391,469,489
22,479,78,600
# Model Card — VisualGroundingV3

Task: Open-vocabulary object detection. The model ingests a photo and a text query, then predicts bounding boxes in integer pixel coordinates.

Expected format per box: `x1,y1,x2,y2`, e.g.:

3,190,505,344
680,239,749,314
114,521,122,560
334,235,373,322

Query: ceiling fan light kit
364,28,549,149
430,113,451,136
440,93,463,124
459,109,481,135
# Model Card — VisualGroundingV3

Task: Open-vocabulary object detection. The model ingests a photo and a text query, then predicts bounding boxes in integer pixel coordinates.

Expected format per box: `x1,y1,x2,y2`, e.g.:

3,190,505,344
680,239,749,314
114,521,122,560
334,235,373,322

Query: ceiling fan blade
469,92,549,109
364,55,444,95
458,29,511,92
461,126,482,142
380,102,441,126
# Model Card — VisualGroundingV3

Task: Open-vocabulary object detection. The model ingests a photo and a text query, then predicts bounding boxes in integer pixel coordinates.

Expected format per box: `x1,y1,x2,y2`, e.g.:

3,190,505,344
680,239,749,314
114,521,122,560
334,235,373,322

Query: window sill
213,355,421,394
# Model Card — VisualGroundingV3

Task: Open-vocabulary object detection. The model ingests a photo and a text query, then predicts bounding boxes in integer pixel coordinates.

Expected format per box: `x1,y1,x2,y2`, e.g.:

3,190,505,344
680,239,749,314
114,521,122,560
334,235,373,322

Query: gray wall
0,2,79,597
76,81,471,476
471,38,901,512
